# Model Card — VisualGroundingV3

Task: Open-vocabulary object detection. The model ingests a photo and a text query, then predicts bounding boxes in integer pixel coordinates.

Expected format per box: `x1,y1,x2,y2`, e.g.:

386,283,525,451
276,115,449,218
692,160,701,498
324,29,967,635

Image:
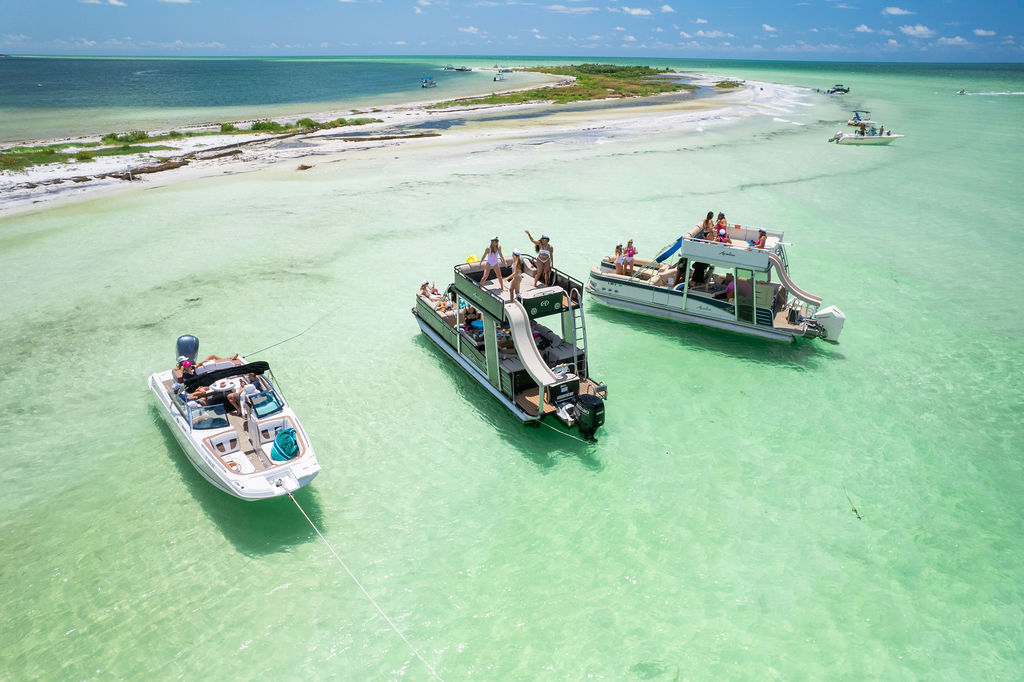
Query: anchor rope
539,420,592,444
286,491,443,681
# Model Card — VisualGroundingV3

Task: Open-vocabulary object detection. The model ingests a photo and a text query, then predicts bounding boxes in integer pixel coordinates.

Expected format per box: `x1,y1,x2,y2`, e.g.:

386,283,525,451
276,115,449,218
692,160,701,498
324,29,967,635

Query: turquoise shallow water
1,60,1023,679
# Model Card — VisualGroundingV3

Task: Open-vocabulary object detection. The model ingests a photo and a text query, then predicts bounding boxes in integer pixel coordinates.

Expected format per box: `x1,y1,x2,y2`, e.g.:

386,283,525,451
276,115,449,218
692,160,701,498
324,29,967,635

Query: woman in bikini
525,229,553,287
506,249,525,301
716,212,728,236
700,211,715,240
480,236,507,291
749,229,767,250
614,243,624,274
623,239,637,276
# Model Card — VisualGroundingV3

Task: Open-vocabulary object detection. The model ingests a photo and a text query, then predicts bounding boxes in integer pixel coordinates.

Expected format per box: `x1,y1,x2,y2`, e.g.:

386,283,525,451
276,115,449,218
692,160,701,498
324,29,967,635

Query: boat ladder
569,288,589,381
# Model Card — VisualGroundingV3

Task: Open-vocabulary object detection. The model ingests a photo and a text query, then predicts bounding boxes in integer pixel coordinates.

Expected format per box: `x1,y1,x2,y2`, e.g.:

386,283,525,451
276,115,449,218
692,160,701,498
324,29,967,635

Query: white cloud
762,24,777,32
394,40,407,45
614,26,625,31
696,29,733,38
695,18,707,24
108,0,126,6
158,0,196,4
777,41,841,51
624,35,637,41
878,29,894,35
622,7,652,15
679,31,691,38
414,6,422,12
883,7,913,15
458,26,480,33
882,38,900,49
2,33,31,41
655,27,663,32
855,24,872,33
936,36,968,45
534,32,546,39
900,24,935,38
973,29,995,36
546,5,600,14
660,4,674,12
586,34,602,40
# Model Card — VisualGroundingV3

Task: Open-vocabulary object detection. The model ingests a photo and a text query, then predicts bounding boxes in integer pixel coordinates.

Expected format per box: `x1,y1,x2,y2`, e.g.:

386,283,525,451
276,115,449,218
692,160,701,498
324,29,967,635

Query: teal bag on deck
270,427,299,461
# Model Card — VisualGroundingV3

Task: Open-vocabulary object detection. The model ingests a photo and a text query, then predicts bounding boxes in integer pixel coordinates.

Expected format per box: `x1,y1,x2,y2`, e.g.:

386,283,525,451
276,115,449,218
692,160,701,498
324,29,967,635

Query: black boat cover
184,361,270,392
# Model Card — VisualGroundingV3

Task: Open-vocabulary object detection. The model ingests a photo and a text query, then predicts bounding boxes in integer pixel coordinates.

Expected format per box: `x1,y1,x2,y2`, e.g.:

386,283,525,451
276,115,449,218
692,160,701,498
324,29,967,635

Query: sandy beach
0,72,804,219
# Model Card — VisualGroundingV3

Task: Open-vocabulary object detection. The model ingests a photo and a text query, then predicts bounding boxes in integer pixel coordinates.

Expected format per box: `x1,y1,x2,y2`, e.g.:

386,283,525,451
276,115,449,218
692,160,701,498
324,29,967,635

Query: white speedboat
148,335,321,500
829,127,903,145
421,77,437,88
586,223,845,343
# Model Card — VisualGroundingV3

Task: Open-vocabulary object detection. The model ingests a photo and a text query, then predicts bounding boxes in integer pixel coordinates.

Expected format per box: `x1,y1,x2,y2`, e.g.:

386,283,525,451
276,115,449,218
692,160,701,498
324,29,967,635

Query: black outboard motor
176,334,199,364
575,393,605,440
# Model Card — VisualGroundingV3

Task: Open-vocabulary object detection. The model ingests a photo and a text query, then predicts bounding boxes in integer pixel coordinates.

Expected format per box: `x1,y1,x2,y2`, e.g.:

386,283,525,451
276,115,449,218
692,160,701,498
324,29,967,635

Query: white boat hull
586,282,801,342
833,134,903,145
148,372,320,501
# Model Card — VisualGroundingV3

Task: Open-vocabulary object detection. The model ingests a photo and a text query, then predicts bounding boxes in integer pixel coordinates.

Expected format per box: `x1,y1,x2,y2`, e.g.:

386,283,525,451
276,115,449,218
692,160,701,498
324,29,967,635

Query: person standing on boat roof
506,249,525,302
524,230,553,287
701,211,715,240
623,239,637,276
480,236,507,291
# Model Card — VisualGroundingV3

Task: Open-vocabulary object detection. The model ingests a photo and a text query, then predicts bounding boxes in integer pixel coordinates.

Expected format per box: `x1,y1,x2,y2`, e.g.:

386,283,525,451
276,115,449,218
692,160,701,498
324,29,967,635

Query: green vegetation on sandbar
1,116,382,172
428,63,698,109
1,142,174,172
715,80,744,89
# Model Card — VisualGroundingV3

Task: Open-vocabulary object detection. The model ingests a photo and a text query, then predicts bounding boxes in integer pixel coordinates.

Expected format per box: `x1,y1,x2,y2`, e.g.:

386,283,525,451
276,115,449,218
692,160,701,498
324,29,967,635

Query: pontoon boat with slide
413,257,607,438
148,336,321,500
586,223,845,342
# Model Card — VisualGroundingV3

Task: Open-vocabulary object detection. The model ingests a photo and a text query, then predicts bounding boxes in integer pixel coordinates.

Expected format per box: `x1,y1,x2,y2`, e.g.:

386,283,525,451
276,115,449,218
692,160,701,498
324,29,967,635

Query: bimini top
183,361,269,392
653,223,784,273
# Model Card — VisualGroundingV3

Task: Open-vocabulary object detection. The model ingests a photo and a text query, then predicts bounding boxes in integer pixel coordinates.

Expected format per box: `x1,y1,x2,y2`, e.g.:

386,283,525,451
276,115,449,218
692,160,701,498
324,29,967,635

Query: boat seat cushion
257,418,292,445
195,360,236,376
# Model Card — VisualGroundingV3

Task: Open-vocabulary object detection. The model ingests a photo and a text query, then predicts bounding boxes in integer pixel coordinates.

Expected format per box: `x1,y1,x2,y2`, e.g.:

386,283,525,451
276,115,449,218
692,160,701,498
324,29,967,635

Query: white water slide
768,253,822,306
504,301,560,388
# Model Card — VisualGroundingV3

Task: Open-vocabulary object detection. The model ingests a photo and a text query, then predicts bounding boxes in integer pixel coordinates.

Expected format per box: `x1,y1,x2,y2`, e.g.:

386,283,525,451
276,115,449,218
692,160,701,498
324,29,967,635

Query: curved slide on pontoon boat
504,300,561,388
767,253,822,306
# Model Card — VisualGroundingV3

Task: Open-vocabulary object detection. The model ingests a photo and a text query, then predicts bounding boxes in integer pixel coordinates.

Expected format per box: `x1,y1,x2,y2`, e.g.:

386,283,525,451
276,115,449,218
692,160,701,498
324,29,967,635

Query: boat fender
465,254,479,263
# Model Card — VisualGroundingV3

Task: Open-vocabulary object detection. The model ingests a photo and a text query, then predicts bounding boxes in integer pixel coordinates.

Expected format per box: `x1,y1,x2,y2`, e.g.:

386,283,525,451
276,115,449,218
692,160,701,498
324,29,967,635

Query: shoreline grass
428,63,699,109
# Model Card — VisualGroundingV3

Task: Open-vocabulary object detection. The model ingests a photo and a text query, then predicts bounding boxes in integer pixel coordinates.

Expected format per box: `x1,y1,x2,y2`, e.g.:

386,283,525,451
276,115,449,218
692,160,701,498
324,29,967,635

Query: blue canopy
655,237,684,263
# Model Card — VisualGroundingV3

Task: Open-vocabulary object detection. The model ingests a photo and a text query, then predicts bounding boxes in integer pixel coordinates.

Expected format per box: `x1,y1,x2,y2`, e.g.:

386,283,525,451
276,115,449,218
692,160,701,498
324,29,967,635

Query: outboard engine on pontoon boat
176,334,199,364
575,394,605,440
812,306,846,342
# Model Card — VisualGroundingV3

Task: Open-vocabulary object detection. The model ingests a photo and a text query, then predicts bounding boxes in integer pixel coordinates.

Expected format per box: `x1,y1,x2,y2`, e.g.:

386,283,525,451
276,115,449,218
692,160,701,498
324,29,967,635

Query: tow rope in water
286,490,443,681
539,420,593,444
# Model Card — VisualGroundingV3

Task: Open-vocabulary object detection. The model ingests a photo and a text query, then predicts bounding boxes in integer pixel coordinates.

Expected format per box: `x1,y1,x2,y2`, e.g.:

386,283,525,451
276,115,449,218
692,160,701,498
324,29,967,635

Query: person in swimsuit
749,229,767,250
701,211,715,240
717,228,730,245
506,249,525,301
716,212,728,236
623,239,637,276
419,280,440,302
525,229,553,287
614,243,624,274
480,236,507,291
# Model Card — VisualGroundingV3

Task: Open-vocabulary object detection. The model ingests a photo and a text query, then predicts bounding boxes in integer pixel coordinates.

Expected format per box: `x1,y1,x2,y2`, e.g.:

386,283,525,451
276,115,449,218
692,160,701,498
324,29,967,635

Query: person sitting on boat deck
700,211,716,240
716,228,730,245
227,378,260,414
419,280,440,302
436,295,453,313
506,249,525,302
525,230,553,287
173,355,196,382
614,243,624,274
480,236,507,291
748,229,767,250
623,239,637,276
713,273,736,301
716,212,728,236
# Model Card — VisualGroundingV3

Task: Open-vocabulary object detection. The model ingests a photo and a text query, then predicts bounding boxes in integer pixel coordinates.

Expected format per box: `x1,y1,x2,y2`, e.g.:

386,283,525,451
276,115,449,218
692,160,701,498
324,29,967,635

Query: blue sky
1,0,1020,61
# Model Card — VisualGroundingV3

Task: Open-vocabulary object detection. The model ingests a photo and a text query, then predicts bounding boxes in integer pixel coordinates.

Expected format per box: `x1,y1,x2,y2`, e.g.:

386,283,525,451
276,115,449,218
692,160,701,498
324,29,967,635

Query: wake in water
965,91,1024,96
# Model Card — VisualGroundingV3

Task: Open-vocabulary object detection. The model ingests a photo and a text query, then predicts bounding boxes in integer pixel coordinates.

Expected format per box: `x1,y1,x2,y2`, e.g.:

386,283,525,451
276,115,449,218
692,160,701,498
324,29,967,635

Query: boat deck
514,377,605,417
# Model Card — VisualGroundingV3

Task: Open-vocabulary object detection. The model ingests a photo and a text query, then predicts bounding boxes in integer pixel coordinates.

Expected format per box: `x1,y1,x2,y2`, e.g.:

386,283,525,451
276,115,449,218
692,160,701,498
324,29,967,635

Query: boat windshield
188,403,229,430
250,389,283,418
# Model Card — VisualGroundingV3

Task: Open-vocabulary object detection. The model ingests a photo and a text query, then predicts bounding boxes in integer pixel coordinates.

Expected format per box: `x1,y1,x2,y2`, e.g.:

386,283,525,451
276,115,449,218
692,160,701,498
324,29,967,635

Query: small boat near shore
826,84,850,94
828,126,904,145
413,257,607,438
421,77,437,88
148,335,320,500
585,223,845,342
